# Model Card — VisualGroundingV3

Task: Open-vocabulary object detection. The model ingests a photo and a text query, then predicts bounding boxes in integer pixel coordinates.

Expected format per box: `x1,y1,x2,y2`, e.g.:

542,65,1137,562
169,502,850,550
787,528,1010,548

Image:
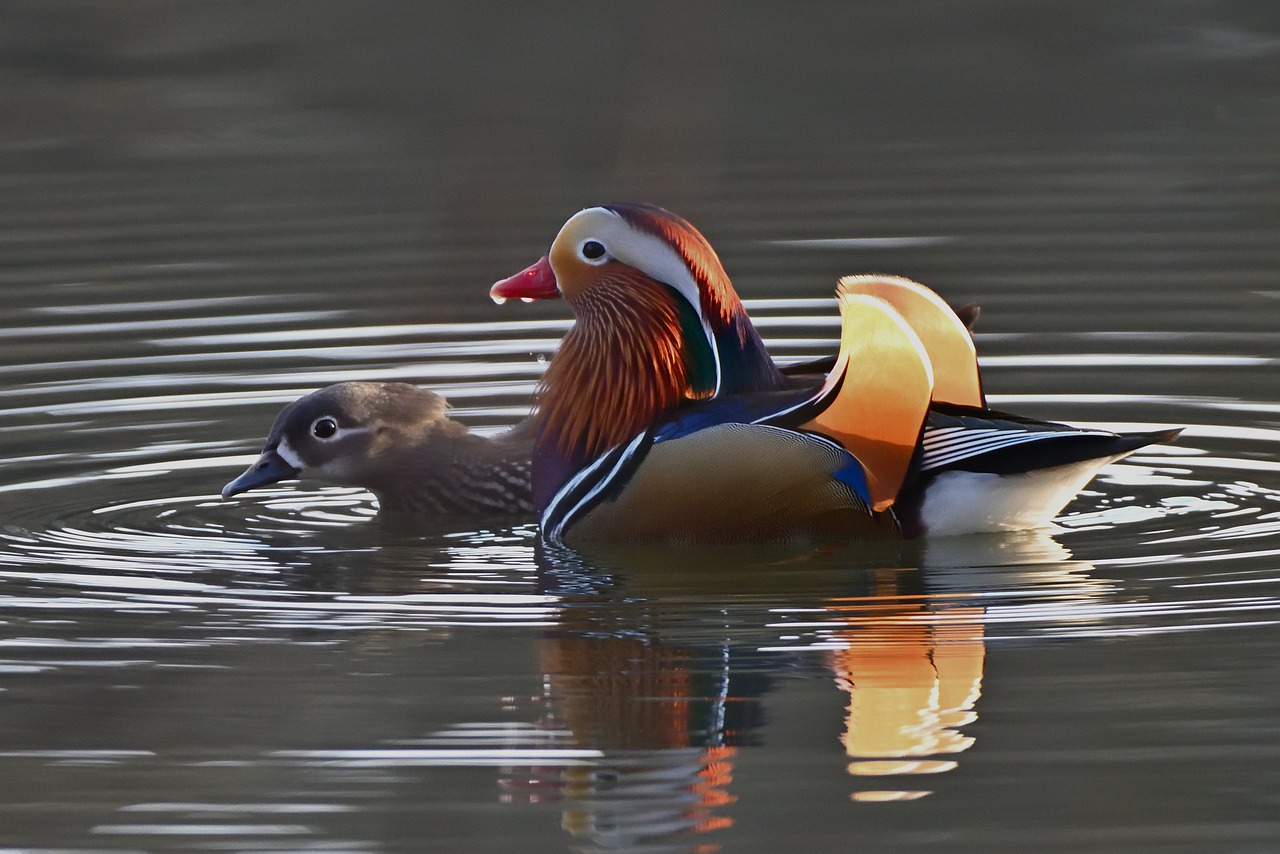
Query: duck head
492,204,785,506
222,382,534,515
493,203,786,396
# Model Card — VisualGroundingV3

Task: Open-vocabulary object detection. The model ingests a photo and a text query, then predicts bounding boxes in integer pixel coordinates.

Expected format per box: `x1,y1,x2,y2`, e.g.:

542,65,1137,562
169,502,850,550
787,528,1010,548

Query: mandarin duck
490,203,1179,544
222,381,535,515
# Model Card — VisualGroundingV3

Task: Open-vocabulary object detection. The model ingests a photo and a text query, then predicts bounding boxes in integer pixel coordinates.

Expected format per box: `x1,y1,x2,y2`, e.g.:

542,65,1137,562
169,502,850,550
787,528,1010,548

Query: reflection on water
828,580,985,801
232,529,1233,851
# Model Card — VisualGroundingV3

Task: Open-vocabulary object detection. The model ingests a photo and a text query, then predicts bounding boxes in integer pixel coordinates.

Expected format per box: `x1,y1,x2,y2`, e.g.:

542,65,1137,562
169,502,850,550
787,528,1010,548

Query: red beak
490,256,561,303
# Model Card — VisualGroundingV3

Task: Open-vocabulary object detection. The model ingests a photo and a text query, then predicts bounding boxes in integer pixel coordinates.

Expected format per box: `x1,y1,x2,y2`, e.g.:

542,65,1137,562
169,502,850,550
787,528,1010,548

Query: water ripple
0,279,1276,661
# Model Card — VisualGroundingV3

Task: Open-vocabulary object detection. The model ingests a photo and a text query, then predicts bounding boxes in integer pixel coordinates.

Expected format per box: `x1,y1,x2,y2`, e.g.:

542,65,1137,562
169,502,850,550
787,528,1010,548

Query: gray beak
221,448,301,499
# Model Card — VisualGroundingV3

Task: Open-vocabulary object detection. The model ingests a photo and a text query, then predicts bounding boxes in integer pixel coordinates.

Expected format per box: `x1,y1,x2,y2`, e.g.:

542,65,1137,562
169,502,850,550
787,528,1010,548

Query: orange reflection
826,569,985,802
502,610,744,852
539,633,700,751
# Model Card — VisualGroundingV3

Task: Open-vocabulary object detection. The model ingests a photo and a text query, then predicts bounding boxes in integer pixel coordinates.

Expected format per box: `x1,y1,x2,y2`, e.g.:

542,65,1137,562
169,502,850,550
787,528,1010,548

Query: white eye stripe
275,436,303,468
560,208,705,318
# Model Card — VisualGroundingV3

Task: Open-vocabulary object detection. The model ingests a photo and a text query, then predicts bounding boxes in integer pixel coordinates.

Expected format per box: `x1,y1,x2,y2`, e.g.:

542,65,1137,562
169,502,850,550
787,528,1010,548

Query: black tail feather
947,428,1182,476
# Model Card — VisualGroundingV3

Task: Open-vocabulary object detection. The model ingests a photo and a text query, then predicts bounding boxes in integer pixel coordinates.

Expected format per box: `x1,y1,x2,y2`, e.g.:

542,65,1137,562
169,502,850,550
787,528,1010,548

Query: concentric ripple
1,276,1279,645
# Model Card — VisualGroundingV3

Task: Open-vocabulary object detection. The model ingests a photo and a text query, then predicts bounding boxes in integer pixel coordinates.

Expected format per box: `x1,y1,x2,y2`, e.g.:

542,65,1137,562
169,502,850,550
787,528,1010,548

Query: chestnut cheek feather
535,272,691,462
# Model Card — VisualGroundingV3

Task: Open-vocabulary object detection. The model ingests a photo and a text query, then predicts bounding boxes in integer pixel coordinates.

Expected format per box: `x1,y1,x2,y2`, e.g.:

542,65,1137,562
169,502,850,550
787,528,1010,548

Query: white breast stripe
921,426,1113,471
542,454,614,537
545,431,649,544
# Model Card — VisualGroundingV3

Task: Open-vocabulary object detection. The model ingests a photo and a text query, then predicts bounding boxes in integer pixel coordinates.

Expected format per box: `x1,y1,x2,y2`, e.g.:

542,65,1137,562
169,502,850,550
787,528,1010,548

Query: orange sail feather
837,275,983,407
801,293,934,512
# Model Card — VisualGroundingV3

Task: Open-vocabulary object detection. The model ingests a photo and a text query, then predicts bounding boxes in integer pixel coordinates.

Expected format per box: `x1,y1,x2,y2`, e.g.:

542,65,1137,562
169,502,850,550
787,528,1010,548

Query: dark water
2,2,1280,852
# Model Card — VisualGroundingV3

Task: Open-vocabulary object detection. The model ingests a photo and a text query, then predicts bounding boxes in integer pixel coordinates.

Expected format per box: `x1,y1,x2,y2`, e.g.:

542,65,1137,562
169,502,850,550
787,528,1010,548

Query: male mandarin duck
222,382,535,515
490,203,1179,544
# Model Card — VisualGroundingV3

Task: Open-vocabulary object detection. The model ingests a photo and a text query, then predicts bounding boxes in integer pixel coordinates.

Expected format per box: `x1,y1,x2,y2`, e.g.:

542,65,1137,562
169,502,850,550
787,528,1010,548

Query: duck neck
709,302,787,395
533,275,697,509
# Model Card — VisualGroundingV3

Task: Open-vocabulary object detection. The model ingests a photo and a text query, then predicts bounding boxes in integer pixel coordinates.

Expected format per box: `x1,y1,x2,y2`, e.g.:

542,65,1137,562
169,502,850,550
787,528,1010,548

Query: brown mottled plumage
222,382,535,516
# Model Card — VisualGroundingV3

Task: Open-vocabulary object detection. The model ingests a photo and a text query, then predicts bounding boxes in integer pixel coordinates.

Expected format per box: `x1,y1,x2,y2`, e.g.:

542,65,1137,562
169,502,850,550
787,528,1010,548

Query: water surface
2,2,1280,852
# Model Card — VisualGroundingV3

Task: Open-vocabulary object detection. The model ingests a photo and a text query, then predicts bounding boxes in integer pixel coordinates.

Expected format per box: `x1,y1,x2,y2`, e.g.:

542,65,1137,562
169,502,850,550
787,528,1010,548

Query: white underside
918,455,1128,537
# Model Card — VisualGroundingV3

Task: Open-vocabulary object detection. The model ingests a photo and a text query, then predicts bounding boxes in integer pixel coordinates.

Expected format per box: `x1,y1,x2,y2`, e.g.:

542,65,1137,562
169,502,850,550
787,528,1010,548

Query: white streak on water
763,236,955,248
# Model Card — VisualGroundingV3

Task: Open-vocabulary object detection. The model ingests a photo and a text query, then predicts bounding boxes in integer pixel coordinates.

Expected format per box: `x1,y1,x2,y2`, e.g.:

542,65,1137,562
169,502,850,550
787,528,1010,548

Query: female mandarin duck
491,203,1179,544
222,382,535,515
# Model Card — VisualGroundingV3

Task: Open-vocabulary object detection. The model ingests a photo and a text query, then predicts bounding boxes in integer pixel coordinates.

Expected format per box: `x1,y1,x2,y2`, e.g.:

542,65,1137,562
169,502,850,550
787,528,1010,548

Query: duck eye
311,417,338,439
580,240,606,262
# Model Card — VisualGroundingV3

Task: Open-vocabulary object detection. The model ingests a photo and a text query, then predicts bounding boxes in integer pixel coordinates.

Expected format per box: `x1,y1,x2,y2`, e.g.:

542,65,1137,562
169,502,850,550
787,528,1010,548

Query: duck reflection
492,532,1093,849
502,593,760,851
829,534,1092,801
825,569,984,801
